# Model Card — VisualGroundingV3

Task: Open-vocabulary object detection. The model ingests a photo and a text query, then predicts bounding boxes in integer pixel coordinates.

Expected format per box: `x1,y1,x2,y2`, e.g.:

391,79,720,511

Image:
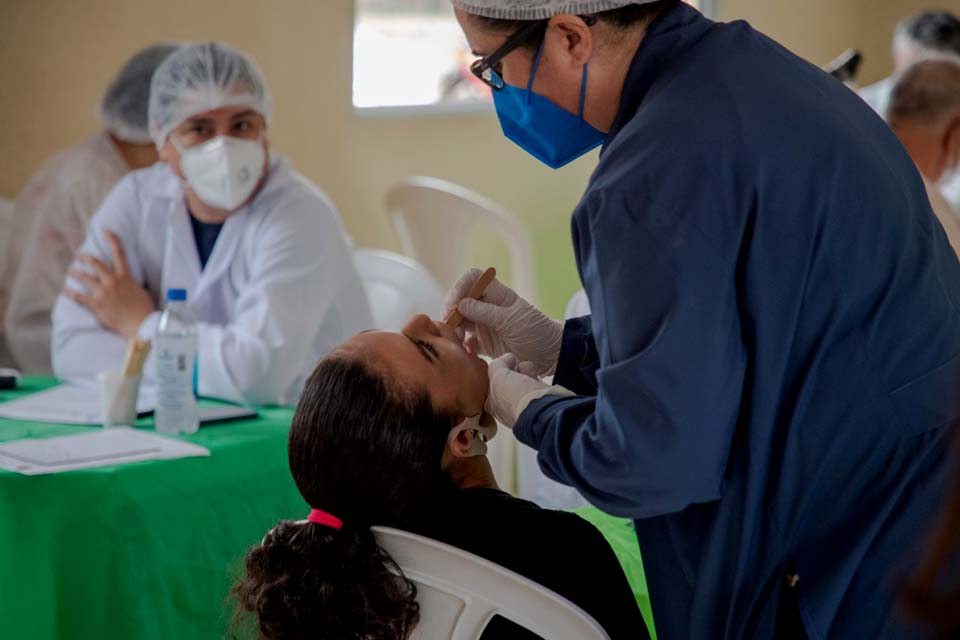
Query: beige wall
0,0,941,316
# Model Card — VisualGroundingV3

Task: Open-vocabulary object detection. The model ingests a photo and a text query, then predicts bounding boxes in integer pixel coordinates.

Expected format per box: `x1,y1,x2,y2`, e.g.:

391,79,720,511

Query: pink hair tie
307,508,343,530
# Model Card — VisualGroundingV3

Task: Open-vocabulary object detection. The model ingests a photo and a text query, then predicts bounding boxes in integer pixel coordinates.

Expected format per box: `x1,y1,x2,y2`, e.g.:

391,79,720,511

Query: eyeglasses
470,20,549,90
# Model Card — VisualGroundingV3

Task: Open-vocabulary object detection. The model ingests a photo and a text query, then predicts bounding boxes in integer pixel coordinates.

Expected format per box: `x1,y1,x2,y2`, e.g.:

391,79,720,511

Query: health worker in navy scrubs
443,1,960,638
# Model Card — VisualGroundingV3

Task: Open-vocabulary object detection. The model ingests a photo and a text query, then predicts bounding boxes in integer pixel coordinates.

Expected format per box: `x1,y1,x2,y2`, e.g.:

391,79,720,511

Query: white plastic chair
373,526,610,640
354,249,444,331
564,288,592,319
516,289,593,510
386,177,538,303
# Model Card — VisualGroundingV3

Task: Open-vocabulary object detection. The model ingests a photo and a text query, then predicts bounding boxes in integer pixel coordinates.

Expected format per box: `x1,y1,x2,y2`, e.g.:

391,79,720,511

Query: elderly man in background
1,44,177,374
861,11,960,116
887,58,960,257
860,11,960,216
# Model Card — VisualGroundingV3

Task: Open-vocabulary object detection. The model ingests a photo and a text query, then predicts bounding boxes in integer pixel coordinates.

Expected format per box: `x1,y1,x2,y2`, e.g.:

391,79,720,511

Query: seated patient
51,42,372,405
234,315,648,640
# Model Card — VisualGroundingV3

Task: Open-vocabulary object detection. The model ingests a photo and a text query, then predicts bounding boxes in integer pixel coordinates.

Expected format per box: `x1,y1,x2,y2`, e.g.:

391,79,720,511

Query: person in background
234,315,647,640
887,57,960,258
860,11,960,216
0,44,176,373
51,42,372,406
860,11,960,117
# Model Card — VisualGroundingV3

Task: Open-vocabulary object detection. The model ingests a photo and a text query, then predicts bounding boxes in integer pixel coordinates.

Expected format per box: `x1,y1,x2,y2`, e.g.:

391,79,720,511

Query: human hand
485,354,574,428
64,230,155,339
443,268,564,376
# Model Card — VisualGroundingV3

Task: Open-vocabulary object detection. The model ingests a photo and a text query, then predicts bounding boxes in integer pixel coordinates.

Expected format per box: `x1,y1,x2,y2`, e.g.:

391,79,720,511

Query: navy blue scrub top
188,214,223,270
514,4,960,639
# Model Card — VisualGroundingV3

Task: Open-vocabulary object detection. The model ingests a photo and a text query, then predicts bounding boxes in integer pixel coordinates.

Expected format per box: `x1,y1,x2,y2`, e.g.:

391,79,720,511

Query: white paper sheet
0,384,256,425
0,427,210,475
0,384,154,425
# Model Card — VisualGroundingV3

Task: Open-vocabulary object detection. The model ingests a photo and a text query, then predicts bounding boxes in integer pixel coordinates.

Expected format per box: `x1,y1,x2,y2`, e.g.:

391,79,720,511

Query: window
353,0,709,112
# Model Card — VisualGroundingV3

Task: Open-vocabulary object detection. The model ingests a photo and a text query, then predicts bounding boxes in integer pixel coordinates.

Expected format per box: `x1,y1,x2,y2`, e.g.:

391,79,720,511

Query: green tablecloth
0,377,303,639
574,507,657,640
0,377,654,639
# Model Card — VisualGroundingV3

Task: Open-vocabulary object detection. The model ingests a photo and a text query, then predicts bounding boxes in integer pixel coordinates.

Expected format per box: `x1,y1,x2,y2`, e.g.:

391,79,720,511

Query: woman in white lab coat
52,42,373,406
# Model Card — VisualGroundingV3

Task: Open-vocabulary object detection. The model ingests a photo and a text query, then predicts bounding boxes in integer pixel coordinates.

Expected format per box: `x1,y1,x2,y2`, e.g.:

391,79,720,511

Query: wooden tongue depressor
445,267,497,329
121,338,152,378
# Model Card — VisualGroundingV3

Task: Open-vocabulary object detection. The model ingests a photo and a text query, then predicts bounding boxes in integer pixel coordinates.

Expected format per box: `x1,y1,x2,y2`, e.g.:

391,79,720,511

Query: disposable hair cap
450,0,656,21
148,41,271,146
97,44,178,144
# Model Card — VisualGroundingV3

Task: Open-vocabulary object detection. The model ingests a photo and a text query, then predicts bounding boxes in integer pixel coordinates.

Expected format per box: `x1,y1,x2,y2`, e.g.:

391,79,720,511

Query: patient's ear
447,425,482,459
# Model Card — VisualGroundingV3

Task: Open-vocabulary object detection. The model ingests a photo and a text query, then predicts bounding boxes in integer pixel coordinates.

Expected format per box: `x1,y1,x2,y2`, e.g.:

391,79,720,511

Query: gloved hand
485,354,574,428
444,268,564,376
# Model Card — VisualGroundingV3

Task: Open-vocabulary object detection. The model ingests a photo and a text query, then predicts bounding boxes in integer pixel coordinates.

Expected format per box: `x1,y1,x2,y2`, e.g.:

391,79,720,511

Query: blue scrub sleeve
514,188,747,519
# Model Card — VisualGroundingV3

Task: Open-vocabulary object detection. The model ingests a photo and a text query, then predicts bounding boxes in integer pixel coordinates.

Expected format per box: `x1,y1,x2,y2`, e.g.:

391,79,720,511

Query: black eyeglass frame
469,15,597,90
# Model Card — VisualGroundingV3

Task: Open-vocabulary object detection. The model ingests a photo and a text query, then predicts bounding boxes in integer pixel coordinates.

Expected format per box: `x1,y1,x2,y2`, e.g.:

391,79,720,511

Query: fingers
517,361,539,378
62,287,94,310
443,268,485,312
76,254,111,280
458,297,508,329
488,353,519,374
68,269,99,290
105,230,128,277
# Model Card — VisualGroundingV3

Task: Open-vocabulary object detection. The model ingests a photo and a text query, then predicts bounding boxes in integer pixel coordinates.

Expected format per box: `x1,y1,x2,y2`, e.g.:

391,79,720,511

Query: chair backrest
354,249,444,331
385,177,538,303
564,288,592,320
373,526,610,640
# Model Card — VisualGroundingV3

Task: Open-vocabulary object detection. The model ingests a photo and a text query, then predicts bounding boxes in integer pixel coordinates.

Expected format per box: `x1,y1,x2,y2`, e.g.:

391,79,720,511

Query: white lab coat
51,156,373,406
2,132,128,373
859,76,894,119
925,176,960,259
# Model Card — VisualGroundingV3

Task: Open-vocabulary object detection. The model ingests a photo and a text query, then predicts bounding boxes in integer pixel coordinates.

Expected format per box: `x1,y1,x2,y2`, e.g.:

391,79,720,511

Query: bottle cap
166,288,187,302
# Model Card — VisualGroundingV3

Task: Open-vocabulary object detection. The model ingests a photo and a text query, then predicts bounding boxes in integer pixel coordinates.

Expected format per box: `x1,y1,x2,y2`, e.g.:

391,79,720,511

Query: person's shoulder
251,156,346,235
460,489,603,538
256,157,337,213
107,162,177,203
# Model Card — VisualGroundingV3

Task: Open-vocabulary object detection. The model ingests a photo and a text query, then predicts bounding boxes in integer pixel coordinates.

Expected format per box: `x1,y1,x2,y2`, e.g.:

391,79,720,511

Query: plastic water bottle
155,288,198,435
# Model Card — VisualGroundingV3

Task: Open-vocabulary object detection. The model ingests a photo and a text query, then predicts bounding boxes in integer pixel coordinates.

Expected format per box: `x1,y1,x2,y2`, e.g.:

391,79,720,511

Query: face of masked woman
160,105,270,214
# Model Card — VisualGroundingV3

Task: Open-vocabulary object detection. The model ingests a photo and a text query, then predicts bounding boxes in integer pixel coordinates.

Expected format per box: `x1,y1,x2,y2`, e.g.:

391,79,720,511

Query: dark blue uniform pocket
890,351,960,438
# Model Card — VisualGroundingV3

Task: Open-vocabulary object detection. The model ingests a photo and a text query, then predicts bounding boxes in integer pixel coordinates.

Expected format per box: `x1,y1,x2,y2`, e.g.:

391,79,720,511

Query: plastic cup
97,371,141,428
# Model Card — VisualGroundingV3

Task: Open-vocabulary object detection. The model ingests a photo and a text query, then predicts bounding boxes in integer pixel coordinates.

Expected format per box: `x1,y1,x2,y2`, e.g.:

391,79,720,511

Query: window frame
351,0,715,117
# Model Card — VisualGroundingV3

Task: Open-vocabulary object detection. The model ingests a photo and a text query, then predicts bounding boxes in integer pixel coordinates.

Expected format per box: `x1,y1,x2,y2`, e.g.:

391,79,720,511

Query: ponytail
233,519,419,639
235,353,458,639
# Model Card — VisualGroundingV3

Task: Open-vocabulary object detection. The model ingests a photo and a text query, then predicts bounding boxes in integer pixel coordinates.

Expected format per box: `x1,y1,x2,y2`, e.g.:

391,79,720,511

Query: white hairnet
451,0,656,20
97,44,178,144
148,41,271,146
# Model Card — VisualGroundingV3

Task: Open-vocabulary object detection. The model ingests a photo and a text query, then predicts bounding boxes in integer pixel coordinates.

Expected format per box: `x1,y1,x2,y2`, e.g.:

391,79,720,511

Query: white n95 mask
177,136,265,210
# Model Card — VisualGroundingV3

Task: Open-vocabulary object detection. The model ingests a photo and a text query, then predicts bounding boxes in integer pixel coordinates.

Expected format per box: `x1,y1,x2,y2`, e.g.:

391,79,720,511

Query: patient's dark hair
470,0,681,44
233,354,458,639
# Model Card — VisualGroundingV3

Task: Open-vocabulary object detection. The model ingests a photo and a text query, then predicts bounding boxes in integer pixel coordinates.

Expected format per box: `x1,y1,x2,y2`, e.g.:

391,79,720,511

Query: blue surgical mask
492,45,606,169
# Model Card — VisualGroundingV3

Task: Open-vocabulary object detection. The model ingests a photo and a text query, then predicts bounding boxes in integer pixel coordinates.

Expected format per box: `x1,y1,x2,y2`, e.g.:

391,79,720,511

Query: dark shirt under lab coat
515,4,960,639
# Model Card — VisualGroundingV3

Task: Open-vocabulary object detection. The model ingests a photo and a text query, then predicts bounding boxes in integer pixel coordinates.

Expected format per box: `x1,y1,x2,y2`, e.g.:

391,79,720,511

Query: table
0,377,303,639
0,377,654,639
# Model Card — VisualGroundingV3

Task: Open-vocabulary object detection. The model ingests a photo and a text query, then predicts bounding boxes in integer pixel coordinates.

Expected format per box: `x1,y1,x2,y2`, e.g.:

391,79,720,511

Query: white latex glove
444,268,564,376
485,354,574,428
